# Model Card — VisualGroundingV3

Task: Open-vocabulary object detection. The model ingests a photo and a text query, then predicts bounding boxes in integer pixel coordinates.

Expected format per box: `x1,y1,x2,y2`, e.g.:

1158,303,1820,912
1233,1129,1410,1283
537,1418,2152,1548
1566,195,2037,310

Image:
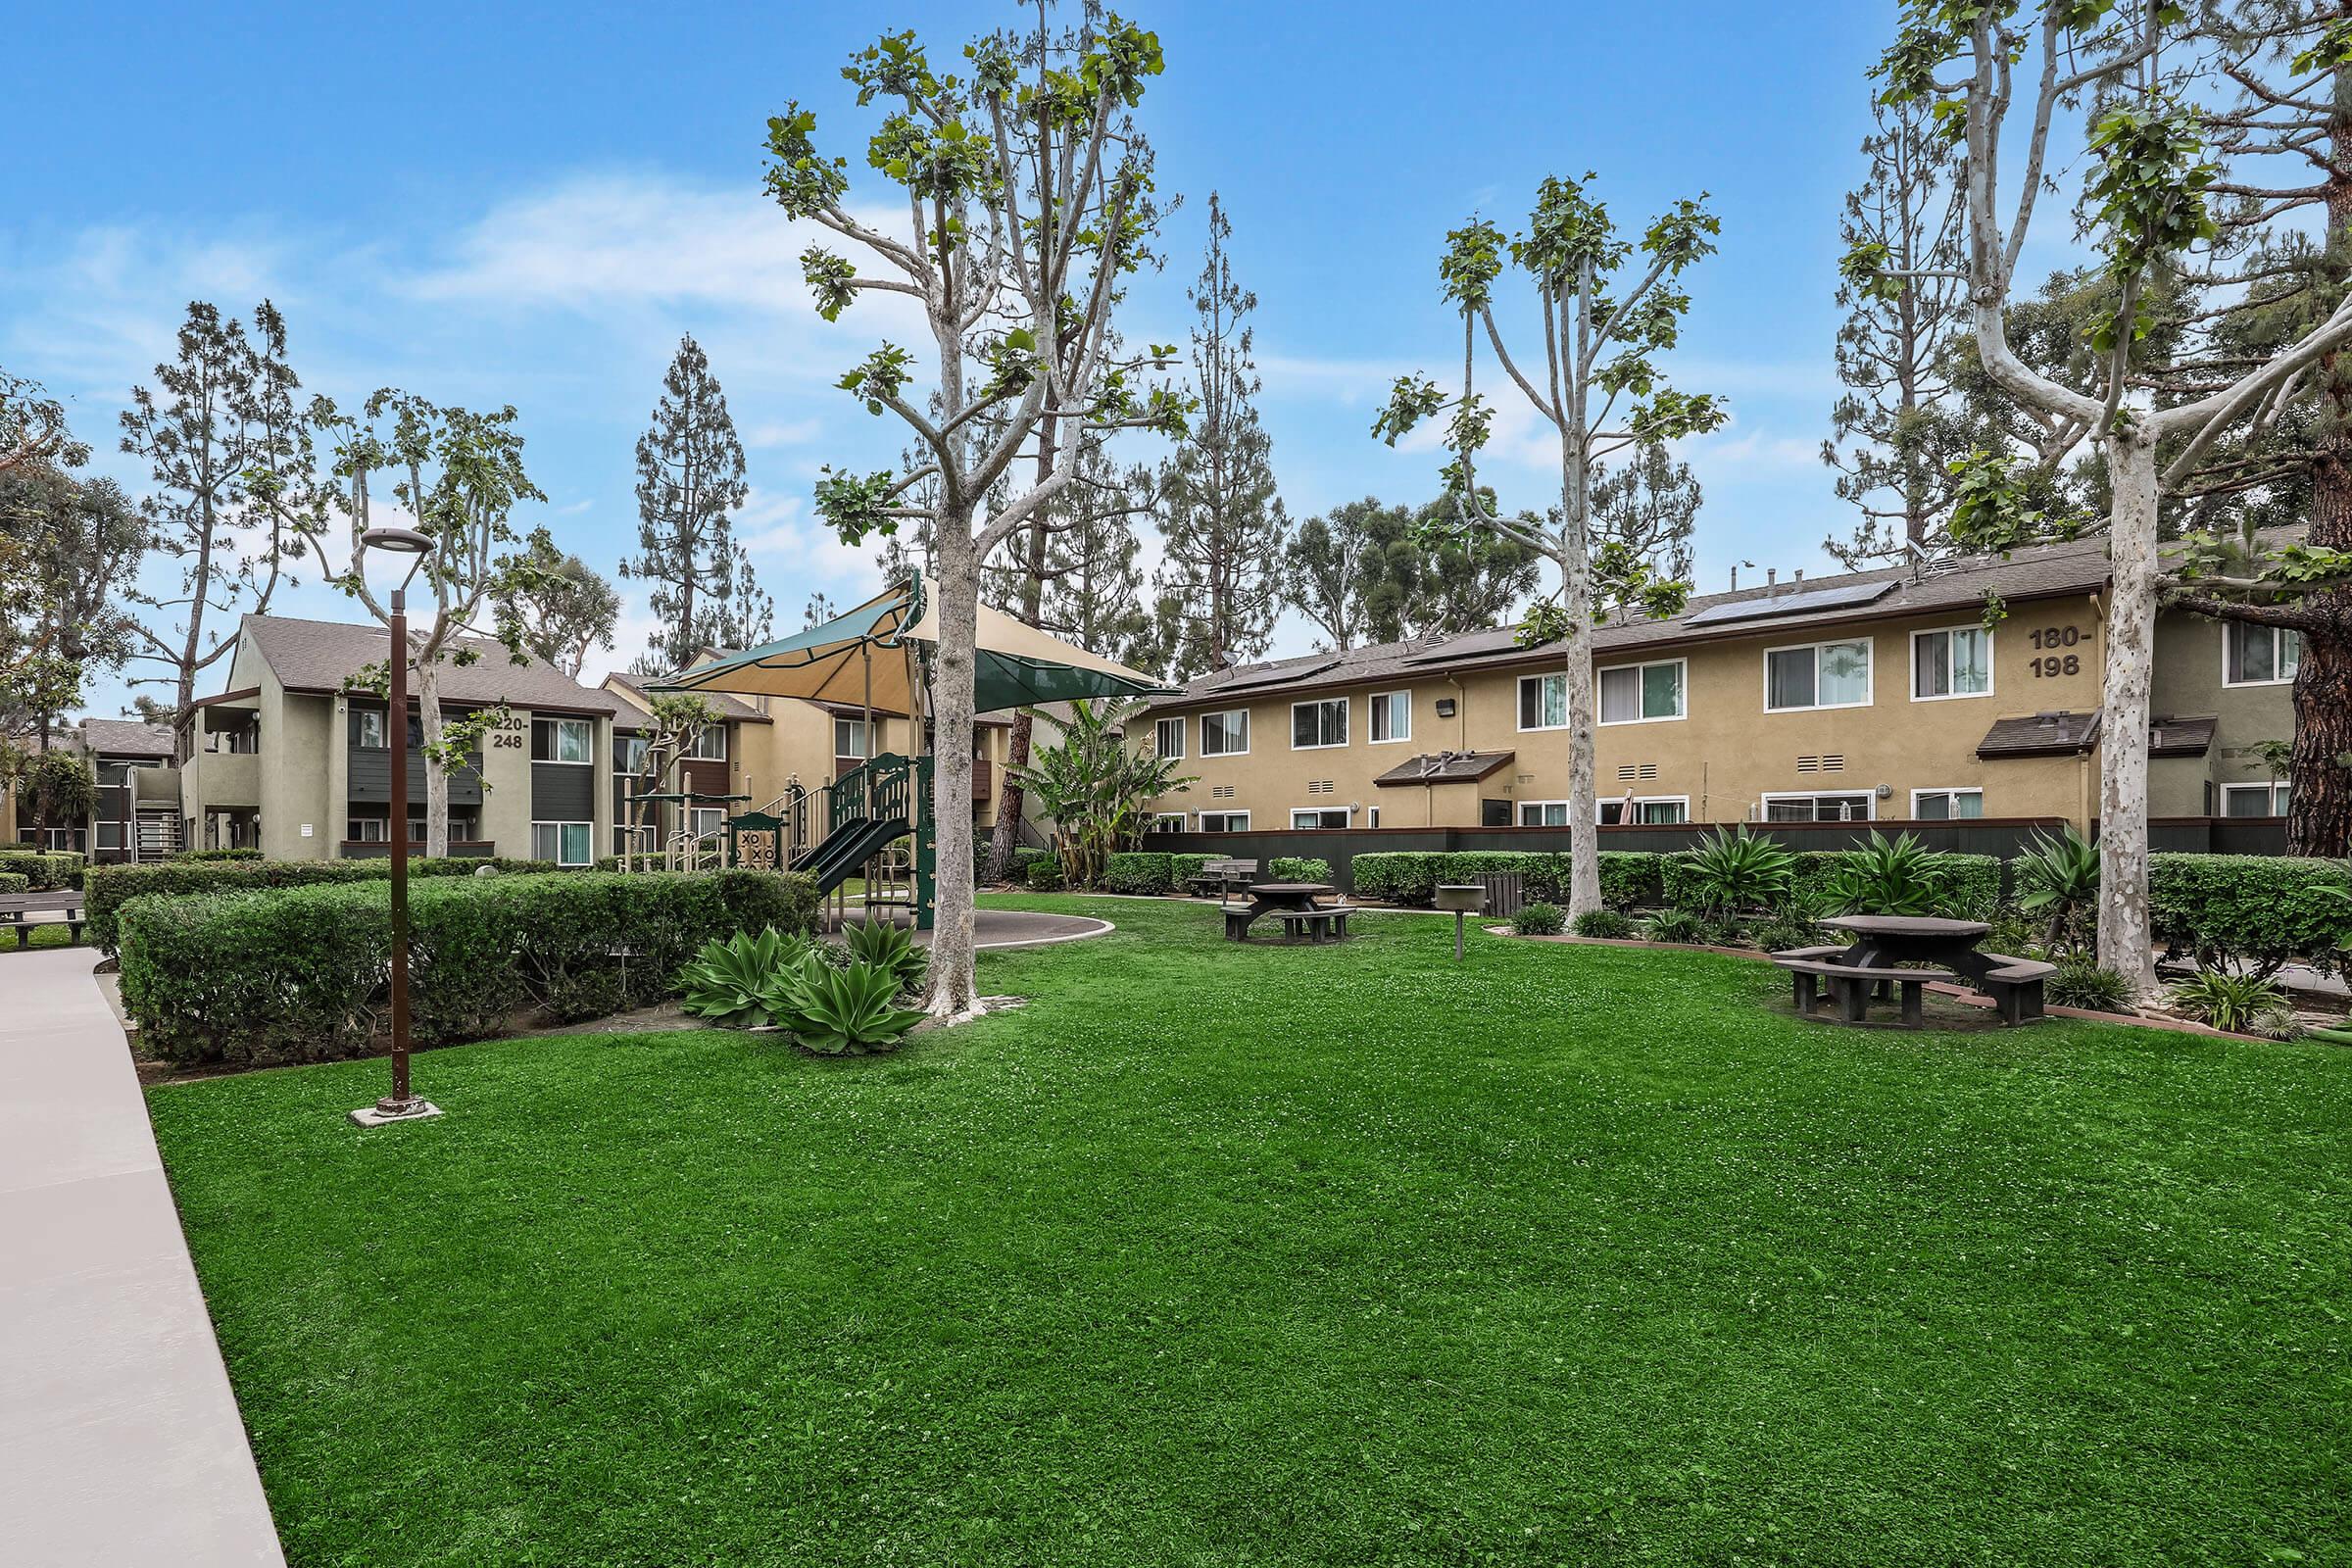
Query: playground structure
640,573,1171,930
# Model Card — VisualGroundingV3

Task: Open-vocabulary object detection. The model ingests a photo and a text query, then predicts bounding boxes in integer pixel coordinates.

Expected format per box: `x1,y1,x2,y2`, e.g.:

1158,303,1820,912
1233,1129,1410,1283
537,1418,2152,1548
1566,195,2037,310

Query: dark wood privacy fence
1142,817,2291,897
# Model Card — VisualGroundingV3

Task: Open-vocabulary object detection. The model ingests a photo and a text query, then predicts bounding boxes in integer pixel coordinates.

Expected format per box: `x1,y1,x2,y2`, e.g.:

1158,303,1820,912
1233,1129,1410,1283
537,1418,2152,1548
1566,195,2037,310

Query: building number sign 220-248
2027,624,2088,678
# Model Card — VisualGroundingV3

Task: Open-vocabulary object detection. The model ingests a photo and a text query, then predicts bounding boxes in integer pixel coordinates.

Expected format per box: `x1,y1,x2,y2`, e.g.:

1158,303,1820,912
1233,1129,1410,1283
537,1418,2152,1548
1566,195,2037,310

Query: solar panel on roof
1212,658,1341,693
1683,579,1896,628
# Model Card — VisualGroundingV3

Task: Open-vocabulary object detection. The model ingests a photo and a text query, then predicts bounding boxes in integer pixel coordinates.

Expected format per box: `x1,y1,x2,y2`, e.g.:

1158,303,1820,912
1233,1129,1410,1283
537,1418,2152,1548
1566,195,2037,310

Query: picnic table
1222,882,1353,945
1774,913,2055,1026
0,891,86,950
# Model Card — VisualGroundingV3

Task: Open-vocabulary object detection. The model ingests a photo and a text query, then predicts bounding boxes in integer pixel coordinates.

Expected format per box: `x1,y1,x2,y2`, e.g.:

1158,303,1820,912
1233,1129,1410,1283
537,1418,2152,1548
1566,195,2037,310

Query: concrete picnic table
1222,882,1351,944
1776,913,2054,1026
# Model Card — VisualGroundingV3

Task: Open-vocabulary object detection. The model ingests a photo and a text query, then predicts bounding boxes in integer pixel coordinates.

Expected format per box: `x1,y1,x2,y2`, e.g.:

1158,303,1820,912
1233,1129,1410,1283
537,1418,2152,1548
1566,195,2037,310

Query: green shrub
1169,853,1213,888
1642,908,1705,944
2046,959,2132,1013
118,870,820,1065
1269,856,1330,883
1026,858,1066,892
841,917,927,993
2167,969,2293,1036
1571,907,1634,939
2016,825,2099,955
1828,830,1948,916
0,850,85,891
1662,844,1998,921
86,855,575,949
1511,903,1565,936
1748,915,1825,954
0,871,26,895
2150,855,2352,977
1102,851,1175,895
677,927,819,1029
1679,826,1794,915
169,847,263,861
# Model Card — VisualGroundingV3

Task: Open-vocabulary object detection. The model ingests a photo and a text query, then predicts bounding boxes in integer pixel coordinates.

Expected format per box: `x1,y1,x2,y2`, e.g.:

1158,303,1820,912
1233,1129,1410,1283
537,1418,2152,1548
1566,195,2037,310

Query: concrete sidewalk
0,947,284,1566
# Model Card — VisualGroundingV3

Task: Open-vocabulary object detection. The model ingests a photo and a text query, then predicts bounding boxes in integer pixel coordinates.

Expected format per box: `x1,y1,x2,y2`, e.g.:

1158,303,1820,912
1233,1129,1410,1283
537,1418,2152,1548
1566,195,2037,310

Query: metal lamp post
349,525,441,1128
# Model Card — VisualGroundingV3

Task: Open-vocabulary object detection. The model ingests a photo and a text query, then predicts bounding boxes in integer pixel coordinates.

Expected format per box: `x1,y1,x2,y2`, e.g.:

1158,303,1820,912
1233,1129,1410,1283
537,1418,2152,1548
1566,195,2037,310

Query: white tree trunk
1555,547,1601,918
2098,428,2160,1000
416,658,450,859
926,509,982,1022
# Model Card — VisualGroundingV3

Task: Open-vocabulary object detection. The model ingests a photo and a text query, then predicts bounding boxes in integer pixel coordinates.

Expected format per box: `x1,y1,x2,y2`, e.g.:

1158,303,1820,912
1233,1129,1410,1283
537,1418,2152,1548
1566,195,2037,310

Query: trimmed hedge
118,869,819,1065
1659,849,2000,919
86,856,558,948
169,847,263,861
2151,854,2352,975
1103,851,1175,895
0,871,26,895
1270,856,1331,883
0,850,85,891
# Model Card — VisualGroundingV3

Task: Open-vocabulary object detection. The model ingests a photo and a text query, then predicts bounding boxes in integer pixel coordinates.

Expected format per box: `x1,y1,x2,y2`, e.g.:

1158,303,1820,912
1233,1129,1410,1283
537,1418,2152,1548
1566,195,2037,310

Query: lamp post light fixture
349,525,442,1128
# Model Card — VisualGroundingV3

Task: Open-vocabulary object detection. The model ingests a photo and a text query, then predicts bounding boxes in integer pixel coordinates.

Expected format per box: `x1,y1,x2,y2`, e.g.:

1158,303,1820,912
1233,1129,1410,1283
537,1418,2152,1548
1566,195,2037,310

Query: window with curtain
1766,640,1871,710
2225,622,2302,685
1200,710,1249,756
1912,627,1990,698
1517,672,1568,729
1598,661,1685,723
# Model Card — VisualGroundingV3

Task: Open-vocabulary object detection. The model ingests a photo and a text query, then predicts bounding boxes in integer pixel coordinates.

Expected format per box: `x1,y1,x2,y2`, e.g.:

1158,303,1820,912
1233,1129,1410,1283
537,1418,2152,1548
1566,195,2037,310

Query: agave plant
676,927,812,1028
1829,829,1949,917
2015,824,2099,956
841,917,927,994
1683,825,1794,915
1641,907,1705,944
2168,969,2291,1036
767,956,928,1055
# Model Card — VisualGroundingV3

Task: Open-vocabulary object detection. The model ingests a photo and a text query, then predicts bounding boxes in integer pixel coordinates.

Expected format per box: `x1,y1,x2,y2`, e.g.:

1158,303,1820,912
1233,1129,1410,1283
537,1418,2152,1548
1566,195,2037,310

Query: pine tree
1152,194,1287,678
623,335,760,671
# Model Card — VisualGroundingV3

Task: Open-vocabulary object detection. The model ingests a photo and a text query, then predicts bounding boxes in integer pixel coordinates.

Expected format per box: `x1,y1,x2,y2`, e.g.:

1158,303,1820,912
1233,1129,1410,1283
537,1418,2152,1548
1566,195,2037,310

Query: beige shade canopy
653,575,1168,717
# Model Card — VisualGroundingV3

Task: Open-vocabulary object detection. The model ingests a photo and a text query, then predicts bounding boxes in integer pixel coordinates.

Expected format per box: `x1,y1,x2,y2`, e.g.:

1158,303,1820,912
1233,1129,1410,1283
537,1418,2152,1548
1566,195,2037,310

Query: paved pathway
0,947,284,1566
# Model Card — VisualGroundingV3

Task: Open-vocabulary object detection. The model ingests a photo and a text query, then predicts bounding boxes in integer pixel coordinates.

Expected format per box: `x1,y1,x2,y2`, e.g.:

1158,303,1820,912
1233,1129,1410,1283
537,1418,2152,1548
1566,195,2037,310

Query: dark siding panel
347,706,482,805
680,759,730,799
531,762,594,821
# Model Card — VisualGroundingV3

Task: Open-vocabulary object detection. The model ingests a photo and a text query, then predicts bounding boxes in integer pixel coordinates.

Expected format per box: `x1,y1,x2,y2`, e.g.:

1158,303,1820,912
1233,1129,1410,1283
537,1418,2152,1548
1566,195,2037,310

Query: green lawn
147,896,2352,1566
1,920,84,953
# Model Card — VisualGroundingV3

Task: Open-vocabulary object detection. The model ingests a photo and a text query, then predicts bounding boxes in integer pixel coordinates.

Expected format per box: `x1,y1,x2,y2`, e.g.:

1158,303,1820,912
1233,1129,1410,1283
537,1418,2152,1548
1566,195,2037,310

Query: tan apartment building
1133,535,2302,836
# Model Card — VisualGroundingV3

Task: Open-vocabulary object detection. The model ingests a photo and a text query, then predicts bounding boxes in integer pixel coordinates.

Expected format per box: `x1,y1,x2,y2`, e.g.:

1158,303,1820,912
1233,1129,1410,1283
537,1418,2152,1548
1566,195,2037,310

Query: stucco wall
2150,608,2297,815
1147,593,2112,831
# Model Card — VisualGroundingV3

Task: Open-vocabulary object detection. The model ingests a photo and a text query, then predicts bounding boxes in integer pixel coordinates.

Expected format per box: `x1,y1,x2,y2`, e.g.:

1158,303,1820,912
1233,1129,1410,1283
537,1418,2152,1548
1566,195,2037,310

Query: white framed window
349,815,387,843
1200,709,1249,757
354,710,388,750
1200,810,1250,832
2224,622,2301,686
532,717,593,763
682,723,727,761
1600,796,1690,825
1911,788,1984,820
1911,625,1992,700
1369,690,1412,744
1765,638,1874,711
834,715,872,760
1153,715,1186,759
689,807,727,839
96,820,125,852
1517,671,1567,731
1761,791,1874,822
1598,660,1686,724
1291,807,1351,829
1518,800,1573,827
1148,811,1188,834
531,820,594,865
1291,698,1348,750
614,734,650,775
2221,781,2291,817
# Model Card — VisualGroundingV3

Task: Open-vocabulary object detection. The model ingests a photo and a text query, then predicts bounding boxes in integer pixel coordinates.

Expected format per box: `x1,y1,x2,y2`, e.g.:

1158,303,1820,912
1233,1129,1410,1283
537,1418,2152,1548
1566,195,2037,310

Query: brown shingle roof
1141,530,2299,713
1975,710,2216,760
239,614,626,716
77,718,175,758
605,671,769,723
1371,750,1516,787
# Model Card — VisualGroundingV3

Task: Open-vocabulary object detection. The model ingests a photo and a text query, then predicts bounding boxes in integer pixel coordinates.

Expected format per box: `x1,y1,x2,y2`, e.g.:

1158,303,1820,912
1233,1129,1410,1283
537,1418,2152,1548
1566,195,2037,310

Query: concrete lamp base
348,1100,443,1128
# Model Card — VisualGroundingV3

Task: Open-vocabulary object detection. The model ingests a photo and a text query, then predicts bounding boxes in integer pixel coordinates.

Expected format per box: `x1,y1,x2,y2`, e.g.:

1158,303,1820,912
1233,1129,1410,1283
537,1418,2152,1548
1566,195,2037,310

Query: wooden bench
1974,954,2057,1024
1187,858,1260,903
1775,957,1956,1027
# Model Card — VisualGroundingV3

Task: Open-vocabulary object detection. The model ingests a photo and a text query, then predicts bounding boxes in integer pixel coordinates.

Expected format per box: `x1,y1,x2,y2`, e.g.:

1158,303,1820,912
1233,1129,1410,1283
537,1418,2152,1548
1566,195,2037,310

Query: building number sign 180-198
2027,623,2088,678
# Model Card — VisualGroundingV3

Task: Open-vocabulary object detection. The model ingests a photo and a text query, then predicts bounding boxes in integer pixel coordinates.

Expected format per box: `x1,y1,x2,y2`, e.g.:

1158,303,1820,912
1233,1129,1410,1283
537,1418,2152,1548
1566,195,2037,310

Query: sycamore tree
265,391,547,858
769,8,1187,1020
1858,1,2352,995
2,370,89,474
503,527,620,677
1375,176,1725,916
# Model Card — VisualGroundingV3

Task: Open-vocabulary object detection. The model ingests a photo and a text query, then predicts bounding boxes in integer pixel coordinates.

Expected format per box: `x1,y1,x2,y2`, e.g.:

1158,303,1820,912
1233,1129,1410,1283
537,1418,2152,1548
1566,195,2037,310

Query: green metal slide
792,812,910,894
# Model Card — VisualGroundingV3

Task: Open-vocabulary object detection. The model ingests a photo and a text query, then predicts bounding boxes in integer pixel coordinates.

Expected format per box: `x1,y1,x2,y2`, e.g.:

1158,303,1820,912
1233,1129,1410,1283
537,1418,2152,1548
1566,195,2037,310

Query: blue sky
7,0,1928,714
